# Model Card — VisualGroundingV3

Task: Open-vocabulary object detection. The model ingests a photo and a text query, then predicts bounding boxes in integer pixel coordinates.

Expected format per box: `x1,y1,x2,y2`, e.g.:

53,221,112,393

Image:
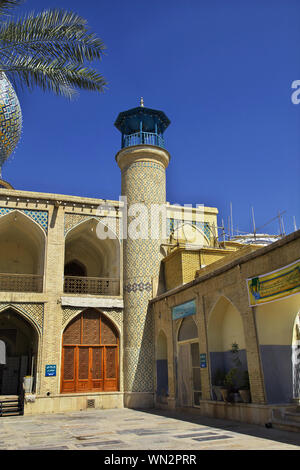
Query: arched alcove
178,316,198,342
156,330,168,401
64,219,120,295
61,308,119,393
207,296,248,395
0,308,39,394
0,211,45,292
256,294,300,404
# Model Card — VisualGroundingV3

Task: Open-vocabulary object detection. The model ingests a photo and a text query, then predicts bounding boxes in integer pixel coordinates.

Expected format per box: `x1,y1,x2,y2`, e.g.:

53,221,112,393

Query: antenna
281,213,286,236
251,206,256,240
293,216,297,231
278,211,282,236
230,202,233,238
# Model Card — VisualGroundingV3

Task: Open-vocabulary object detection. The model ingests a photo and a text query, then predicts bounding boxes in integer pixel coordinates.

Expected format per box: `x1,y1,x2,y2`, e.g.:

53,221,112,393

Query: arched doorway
61,309,119,393
0,308,38,395
64,260,87,277
177,316,201,407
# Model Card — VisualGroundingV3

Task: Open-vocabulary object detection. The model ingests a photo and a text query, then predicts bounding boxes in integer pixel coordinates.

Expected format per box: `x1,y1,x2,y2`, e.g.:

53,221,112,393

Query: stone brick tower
115,100,171,408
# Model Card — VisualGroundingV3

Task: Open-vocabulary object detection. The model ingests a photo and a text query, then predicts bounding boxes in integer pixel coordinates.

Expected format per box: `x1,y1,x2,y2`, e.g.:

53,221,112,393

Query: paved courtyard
0,408,299,451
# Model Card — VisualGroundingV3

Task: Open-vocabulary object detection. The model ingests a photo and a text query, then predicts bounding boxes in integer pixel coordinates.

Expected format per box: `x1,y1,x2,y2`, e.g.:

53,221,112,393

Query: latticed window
61,309,119,393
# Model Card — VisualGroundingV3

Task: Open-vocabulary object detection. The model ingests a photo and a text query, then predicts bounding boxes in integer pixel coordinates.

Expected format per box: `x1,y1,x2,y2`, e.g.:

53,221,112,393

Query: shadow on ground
138,408,300,447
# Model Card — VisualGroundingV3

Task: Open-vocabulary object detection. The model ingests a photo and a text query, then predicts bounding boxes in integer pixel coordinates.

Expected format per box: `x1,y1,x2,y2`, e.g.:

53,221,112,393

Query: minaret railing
122,131,165,149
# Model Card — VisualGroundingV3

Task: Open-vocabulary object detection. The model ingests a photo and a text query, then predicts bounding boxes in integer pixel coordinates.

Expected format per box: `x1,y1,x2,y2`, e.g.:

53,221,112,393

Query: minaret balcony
122,131,165,149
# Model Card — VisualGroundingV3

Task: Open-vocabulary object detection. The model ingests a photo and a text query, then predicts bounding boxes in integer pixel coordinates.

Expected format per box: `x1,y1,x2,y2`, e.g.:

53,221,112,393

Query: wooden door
178,343,192,406
90,346,103,390
61,309,119,393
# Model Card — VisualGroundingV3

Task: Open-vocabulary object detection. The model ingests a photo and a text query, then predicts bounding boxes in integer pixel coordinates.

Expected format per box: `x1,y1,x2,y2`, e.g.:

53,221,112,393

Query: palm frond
0,55,107,98
0,9,106,63
0,8,107,97
0,1,23,16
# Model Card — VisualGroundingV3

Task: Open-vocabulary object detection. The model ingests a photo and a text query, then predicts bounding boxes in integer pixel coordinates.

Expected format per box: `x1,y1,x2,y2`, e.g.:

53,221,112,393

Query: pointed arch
61,308,119,393
178,316,198,342
64,218,120,295
207,295,248,396
0,210,46,292
255,294,300,404
0,307,39,394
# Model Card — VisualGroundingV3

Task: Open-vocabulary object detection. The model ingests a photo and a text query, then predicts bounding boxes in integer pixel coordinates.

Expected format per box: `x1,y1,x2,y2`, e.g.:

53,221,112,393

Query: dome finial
140,97,144,107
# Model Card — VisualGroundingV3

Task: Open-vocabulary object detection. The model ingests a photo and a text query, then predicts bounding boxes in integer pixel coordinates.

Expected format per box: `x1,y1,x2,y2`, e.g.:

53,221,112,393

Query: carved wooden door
61,309,119,393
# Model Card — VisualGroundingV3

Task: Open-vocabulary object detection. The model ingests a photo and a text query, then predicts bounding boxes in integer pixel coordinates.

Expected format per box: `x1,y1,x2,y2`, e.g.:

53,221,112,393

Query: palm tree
0,0,107,97
0,0,107,179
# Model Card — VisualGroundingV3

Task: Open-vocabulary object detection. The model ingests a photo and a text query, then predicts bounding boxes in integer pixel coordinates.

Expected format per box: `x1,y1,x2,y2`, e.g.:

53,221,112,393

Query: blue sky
2,0,300,238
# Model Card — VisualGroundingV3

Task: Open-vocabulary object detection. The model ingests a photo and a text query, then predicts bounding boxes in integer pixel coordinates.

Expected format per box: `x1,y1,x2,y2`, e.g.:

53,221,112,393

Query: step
284,411,300,423
0,401,19,410
271,420,300,433
0,412,22,417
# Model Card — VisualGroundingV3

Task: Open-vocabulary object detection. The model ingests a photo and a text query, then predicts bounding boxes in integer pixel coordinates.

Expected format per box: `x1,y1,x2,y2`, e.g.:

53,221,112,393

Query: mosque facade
0,101,299,429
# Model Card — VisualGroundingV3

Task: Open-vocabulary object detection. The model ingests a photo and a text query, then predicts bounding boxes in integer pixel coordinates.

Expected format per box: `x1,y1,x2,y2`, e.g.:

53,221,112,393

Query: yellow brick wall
0,188,124,410
182,251,201,284
153,232,300,408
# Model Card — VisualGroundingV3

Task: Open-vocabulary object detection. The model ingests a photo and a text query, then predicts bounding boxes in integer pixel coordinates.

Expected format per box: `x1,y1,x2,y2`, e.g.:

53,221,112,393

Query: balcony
122,131,165,149
64,276,120,296
0,273,43,293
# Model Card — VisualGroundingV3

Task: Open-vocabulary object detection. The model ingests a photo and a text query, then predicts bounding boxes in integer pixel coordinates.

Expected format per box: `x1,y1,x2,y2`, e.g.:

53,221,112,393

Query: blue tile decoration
0,207,48,233
124,281,152,293
0,74,22,170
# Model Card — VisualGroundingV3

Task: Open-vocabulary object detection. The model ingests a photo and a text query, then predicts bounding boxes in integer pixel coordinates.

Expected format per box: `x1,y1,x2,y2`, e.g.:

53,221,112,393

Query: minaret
115,100,171,408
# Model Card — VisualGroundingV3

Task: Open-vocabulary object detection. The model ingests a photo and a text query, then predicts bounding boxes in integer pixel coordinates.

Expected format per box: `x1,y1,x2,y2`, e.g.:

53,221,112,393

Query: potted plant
238,370,251,403
212,369,226,401
220,367,238,402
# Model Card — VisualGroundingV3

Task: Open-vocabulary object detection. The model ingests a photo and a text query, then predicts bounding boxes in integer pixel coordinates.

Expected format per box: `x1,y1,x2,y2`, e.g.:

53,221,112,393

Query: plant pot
212,385,223,401
239,389,251,403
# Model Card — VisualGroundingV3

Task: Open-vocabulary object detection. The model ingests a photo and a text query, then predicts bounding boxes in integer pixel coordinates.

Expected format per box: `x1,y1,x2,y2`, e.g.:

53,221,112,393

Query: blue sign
200,353,207,368
172,299,196,320
45,365,56,377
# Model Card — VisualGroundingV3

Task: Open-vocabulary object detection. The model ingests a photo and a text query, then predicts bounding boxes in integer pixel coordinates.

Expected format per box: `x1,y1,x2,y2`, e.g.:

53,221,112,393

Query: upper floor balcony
122,131,165,149
64,275,120,296
0,273,43,293
0,209,121,298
